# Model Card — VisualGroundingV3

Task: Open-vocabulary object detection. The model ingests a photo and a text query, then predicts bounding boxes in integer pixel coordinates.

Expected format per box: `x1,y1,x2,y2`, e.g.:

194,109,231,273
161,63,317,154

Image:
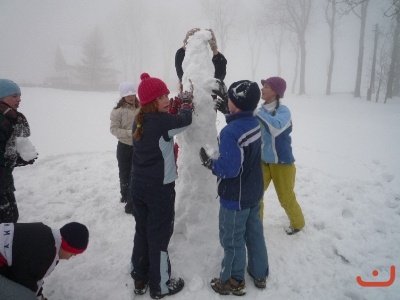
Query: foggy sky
0,0,392,95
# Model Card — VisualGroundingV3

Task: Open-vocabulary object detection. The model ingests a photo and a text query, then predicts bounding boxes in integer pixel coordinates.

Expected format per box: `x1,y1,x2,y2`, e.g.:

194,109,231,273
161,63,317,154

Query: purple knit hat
261,77,286,98
137,73,170,106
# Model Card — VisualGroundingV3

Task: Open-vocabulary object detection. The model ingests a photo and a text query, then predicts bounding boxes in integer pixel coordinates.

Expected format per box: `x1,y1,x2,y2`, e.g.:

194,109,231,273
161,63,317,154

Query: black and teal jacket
131,107,192,185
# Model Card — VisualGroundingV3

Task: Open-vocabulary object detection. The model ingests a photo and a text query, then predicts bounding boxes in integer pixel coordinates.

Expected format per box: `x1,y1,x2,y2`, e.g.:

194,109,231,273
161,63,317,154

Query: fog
0,0,392,95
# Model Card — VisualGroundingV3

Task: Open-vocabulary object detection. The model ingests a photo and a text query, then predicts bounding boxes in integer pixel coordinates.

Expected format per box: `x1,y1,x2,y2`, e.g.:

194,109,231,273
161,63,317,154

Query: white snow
10,41,400,299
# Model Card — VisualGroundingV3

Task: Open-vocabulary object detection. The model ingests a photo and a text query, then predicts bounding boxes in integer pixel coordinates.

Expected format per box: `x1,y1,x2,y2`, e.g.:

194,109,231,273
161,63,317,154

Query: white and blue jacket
212,111,263,210
256,103,295,164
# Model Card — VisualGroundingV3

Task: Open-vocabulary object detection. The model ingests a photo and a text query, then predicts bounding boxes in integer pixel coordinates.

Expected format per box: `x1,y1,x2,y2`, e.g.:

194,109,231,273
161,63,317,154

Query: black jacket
175,47,227,82
0,223,57,293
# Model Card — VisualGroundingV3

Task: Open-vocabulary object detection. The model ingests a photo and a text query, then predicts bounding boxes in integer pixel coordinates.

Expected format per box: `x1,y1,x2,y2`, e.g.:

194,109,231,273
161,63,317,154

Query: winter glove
212,79,228,101
15,155,37,167
214,97,229,114
179,90,194,111
199,147,213,170
212,80,229,114
207,29,218,51
183,28,200,45
169,97,182,115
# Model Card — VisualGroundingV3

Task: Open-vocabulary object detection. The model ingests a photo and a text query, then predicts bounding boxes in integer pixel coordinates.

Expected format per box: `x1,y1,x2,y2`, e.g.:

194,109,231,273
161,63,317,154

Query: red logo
356,265,396,287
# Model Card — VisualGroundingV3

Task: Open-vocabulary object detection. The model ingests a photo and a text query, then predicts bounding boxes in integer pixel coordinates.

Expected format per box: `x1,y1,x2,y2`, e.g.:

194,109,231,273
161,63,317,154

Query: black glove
199,147,213,170
212,80,229,114
15,155,37,167
214,97,229,114
212,79,228,101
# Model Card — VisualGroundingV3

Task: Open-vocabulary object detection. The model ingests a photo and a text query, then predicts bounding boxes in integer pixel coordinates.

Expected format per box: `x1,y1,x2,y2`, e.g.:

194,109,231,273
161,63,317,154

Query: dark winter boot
134,280,149,295
150,278,184,299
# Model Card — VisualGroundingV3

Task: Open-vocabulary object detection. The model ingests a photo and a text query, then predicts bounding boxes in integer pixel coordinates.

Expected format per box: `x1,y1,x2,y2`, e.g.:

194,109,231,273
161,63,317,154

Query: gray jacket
110,103,138,146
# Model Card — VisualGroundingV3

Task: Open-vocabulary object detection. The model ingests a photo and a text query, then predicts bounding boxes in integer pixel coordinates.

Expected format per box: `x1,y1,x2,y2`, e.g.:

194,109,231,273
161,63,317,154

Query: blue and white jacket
212,111,263,210
131,107,192,185
256,102,295,164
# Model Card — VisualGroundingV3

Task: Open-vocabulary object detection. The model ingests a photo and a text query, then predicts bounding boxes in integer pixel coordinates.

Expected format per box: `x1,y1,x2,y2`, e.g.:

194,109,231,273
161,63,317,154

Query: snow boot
150,277,184,299
285,227,301,235
134,280,148,295
247,267,267,289
210,277,246,296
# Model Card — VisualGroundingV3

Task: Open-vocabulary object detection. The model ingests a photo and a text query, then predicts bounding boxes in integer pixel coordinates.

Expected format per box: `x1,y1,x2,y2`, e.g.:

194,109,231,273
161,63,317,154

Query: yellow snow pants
261,162,305,230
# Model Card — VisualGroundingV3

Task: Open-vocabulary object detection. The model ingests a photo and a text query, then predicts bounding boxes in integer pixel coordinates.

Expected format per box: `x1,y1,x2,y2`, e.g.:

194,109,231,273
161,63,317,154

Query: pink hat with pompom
137,73,170,105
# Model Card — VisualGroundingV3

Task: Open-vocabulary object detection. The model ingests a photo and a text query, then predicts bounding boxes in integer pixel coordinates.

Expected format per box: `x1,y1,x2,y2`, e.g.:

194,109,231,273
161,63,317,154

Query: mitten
180,91,194,110
169,97,182,114
199,147,213,170
207,29,218,51
183,28,200,45
15,155,37,167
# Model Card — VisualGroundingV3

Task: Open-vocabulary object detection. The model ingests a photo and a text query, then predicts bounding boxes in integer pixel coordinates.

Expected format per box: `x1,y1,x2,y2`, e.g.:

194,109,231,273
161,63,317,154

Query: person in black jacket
0,79,38,223
0,222,89,300
130,73,193,299
175,28,227,88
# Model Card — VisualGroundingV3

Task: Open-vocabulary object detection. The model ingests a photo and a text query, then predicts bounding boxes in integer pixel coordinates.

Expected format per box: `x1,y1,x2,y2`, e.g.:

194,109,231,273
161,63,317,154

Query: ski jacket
0,105,31,193
0,222,61,296
110,103,138,146
256,103,295,164
212,111,263,210
131,107,192,185
175,47,227,82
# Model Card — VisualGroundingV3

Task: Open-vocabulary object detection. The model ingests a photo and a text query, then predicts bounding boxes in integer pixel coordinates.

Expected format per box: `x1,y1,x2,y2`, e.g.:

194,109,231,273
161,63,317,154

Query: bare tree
289,37,300,94
245,22,263,81
384,0,400,21
385,19,400,100
325,0,338,95
260,1,292,77
200,0,238,53
114,1,145,82
367,24,379,100
367,25,392,102
340,0,370,97
286,0,312,95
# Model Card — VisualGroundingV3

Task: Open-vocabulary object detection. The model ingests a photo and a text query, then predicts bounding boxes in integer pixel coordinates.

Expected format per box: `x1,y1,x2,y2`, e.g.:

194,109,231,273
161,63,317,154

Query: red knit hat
60,222,89,254
137,73,170,105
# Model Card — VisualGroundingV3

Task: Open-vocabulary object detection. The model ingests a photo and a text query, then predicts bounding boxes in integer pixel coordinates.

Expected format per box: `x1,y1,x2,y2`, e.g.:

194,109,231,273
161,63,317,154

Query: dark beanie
228,80,260,112
60,222,89,254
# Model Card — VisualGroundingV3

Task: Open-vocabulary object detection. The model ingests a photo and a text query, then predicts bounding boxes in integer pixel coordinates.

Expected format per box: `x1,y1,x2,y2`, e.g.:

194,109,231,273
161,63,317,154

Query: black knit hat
60,222,89,254
228,80,260,111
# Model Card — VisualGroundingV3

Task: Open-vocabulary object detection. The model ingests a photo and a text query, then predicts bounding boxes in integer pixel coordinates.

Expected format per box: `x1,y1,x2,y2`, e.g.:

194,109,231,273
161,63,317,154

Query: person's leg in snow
0,192,19,223
131,182,184,298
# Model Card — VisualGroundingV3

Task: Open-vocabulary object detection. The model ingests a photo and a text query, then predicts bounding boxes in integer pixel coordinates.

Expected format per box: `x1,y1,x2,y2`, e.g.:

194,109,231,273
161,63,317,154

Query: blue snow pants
130,181,176,295
219,201,269,282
